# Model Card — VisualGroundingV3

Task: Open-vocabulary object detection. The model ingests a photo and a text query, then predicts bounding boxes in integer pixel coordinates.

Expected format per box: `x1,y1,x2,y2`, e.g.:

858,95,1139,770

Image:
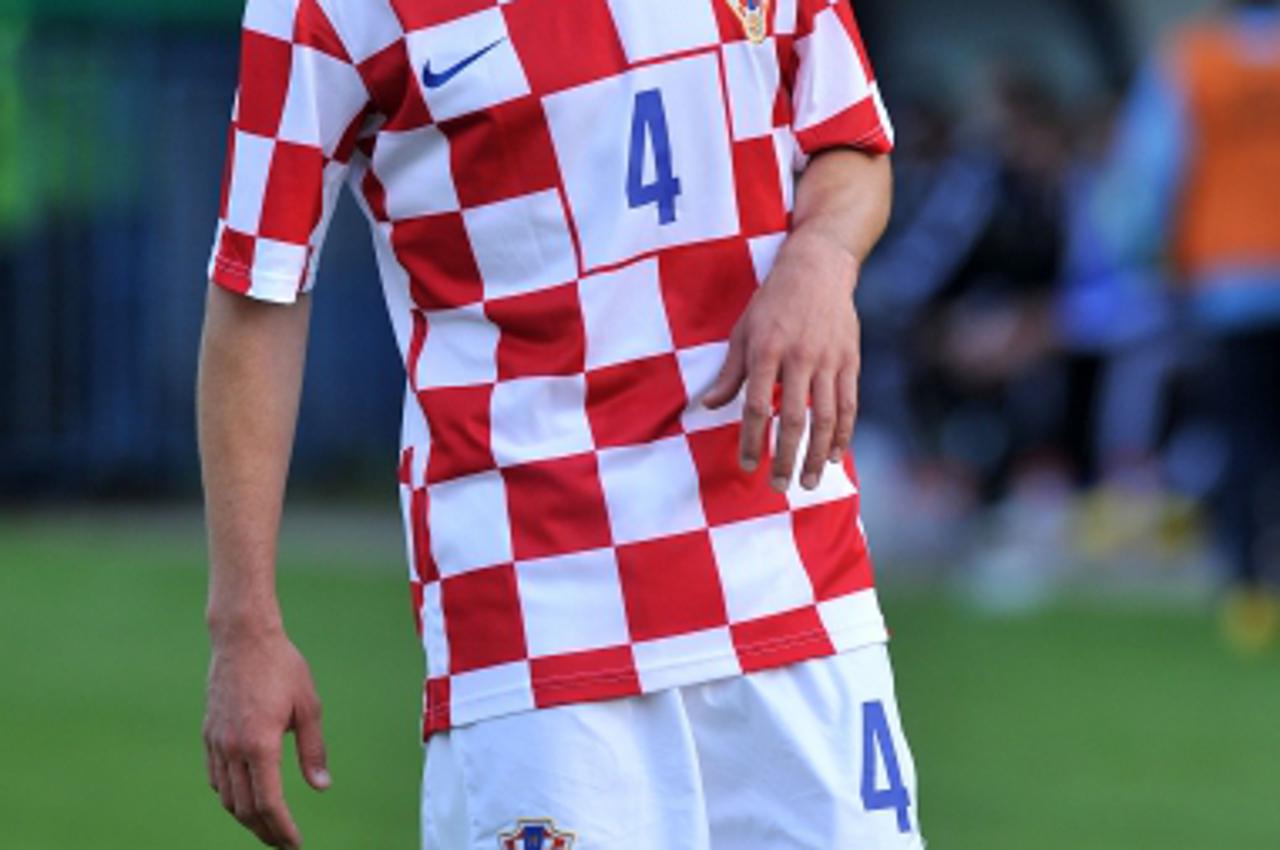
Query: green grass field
2,509,1277,849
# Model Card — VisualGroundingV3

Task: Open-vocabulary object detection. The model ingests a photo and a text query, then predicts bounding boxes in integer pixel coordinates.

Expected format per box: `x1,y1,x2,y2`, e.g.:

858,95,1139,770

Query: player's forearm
198,286,311,644
785,149,893,292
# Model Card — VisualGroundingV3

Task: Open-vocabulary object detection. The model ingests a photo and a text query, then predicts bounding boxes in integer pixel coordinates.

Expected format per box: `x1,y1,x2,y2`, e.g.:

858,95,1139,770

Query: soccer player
199,0,923,847
1101,0,1280,650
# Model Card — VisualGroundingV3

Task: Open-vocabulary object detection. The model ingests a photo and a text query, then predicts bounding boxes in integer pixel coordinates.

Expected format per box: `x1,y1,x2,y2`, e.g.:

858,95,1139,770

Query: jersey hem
209,254,308,305
422,619,890,738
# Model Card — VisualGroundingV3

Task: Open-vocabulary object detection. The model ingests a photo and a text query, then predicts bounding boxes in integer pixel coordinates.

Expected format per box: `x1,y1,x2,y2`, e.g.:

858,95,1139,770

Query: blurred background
2,0,1278,848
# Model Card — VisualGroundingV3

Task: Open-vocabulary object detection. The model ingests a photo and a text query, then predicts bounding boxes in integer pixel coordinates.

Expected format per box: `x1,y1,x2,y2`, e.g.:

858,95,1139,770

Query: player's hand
703,230,861,492
203,627,330,849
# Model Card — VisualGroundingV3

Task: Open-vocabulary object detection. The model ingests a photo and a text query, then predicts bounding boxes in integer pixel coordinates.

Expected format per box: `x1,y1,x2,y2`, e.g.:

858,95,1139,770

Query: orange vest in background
1172,24,1280,283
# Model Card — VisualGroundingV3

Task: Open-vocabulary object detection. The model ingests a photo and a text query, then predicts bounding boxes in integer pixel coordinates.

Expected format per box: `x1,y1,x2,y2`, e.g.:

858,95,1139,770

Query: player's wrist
776,227,861,296
206,603,286,647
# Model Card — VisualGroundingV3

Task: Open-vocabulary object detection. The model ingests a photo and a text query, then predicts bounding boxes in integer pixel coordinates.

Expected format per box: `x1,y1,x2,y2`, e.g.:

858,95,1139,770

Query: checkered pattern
210,0,893,738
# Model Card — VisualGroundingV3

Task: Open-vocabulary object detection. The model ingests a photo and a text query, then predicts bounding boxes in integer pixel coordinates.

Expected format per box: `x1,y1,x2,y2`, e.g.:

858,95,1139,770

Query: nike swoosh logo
422,38,506,89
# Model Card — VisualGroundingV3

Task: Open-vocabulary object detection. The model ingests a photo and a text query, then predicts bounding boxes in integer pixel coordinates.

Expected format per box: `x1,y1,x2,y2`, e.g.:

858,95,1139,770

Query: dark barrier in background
0,21,401,498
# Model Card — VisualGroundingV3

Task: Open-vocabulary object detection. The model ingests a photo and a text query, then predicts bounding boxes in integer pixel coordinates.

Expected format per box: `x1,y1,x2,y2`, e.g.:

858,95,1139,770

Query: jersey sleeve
791,0,894,157
208,0,371,304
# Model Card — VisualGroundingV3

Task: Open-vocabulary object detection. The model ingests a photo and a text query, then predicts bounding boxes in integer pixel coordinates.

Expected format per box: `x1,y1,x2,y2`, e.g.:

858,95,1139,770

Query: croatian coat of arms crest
726,0,771,44
498,818,576,850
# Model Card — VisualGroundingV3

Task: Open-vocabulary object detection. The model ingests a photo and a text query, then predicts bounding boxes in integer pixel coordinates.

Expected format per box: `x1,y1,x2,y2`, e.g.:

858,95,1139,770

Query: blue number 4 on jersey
627,88,682,225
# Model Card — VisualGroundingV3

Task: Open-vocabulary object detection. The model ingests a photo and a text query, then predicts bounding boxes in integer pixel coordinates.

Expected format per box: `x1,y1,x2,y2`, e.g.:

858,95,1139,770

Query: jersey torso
211,0,893,736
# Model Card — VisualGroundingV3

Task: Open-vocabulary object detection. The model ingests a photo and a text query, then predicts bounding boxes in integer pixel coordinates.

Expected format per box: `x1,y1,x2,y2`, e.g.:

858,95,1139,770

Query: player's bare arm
704,148,893,492
199,286,330,850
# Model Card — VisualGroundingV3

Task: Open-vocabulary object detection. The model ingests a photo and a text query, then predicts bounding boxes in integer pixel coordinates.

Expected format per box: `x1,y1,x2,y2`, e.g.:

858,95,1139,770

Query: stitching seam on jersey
213,254,303,280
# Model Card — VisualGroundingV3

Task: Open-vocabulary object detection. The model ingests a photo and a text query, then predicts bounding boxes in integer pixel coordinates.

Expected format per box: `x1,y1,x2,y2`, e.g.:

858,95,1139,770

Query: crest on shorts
498,818,576,850
725,0,771,44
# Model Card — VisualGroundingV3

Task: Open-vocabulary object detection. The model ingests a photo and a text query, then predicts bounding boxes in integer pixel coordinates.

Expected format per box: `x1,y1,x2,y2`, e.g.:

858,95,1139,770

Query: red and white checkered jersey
210,0,894,737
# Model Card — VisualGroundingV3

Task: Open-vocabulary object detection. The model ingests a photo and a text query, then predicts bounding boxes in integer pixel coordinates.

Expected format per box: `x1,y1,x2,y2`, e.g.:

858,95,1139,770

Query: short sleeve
791,0,894,157
208,0,371,304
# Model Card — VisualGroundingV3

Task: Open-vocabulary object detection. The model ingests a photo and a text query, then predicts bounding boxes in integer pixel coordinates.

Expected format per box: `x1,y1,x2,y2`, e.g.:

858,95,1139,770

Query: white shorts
421,643,924,849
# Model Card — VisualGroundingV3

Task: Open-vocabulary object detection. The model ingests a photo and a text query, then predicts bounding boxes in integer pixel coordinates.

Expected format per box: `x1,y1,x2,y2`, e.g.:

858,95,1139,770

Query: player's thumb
294,701,331,791
702,333,747,410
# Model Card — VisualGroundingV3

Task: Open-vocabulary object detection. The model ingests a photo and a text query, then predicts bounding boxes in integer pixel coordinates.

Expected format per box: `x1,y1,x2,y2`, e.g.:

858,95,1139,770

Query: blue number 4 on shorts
861,700,914,833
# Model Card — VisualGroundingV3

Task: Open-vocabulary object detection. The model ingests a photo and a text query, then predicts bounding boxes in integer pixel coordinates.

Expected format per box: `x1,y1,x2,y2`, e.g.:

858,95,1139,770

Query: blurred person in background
917,69,1083,601
1054,96,1188,566
858,68,1077,592
920,69,1069,500
1100,0,1280,649
854,92,998,558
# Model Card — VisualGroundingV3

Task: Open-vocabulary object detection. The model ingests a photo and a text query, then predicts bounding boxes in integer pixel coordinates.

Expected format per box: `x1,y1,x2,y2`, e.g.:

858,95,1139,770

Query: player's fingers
248,746,302,850
702,328,747,410
739,343,781,474
770,360,811,491
293,697,331,792
228,756,275,845
212,749,234,812
204,735,219,792
830,363,859,463
801,371,837,490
